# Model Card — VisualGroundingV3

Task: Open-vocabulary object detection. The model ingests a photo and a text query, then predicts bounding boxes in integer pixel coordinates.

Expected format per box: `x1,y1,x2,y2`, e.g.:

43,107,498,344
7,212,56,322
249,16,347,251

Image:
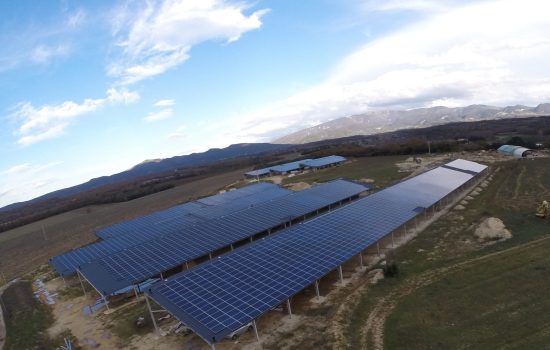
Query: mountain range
2,103,549,214
274,103,550,144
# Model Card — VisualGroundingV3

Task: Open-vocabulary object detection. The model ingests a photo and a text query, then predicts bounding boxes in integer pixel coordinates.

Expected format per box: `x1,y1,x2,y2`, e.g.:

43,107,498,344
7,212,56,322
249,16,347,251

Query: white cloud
3,163,31,175
167,125,186,139
30,44,70,63
154,99,176,107
219,0,550,143
0,9,85,72
13,88,140,146
0,161,63,208
109,0,268,84
144,108,173,122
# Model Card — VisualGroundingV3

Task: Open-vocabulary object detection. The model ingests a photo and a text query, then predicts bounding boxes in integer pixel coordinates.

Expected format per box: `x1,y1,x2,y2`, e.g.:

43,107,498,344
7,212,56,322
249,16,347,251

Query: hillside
275,103,550,144
0,143,289,213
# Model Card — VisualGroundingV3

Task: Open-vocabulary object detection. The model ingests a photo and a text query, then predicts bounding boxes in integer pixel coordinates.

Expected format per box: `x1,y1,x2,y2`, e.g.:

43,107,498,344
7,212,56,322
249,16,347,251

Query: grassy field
340,157,550,349
386,238,550,349
282,155,410,187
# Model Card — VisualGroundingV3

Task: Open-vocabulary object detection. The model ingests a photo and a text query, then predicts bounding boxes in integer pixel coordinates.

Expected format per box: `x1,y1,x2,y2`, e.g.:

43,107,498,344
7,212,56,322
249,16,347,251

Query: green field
282,155,410,187
386,237,550,349
340,157,550,349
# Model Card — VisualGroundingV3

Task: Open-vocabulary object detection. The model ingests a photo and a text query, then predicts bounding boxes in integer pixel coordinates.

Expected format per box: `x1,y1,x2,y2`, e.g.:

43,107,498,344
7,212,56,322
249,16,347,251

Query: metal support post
160,272,164,280
250,236,253,243
103,295,110,311
252,319,260,342
209,252,213,260
358,253,363,269
338,266,344,285
185,262,189,270
286,299,292,318
145,295,159,334
377,242,381,257
77,271,87,297
134,287,139,299
391,232,395,247
315,280,320,299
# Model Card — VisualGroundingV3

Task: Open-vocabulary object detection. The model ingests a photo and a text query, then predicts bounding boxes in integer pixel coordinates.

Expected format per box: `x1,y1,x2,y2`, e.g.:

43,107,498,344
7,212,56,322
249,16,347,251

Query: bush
383,262,399,278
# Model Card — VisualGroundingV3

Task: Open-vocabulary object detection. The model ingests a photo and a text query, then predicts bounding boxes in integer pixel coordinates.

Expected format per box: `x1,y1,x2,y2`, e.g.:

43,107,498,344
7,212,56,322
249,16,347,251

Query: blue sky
1,0,550,207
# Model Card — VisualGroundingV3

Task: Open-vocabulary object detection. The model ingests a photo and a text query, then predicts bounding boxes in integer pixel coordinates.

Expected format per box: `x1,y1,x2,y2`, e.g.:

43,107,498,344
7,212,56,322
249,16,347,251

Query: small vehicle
225,323,253,340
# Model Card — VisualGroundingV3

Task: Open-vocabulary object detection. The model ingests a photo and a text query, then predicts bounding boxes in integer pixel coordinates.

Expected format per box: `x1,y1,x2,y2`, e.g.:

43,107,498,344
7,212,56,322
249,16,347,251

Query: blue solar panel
245,168,271,177
300,155,346,168
269,160,309,173
78,180,368,295
445,159,488,174
49,183,292,276
146,160,485,343
97,182,289,239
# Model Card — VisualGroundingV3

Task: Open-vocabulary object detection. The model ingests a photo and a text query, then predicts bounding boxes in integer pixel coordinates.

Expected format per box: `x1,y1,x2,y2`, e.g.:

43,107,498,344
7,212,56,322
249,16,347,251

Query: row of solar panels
77,180,369,295
146,159,487,343
245,155,346,177
96,182,291,240
50,182,294,276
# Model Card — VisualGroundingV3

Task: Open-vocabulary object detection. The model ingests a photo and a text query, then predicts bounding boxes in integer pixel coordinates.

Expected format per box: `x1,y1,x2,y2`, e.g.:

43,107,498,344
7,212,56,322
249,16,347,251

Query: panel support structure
315,280,320,299
77,270,87,297
286,299,292,319
145,294,159,335
338,266,344,285
252,319,260,342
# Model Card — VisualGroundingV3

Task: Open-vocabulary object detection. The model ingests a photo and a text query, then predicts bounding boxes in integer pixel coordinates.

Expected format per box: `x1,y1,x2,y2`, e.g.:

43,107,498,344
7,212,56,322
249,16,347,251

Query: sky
1,0,550,208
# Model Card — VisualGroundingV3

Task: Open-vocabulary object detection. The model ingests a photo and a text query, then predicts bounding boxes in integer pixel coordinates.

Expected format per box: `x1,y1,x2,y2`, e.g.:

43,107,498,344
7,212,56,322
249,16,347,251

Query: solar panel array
245,155,347,177
147,160,487,343
78,180,368,295
97,182,289,239
269,160,309,173
301,155,346,168
50,183,292,276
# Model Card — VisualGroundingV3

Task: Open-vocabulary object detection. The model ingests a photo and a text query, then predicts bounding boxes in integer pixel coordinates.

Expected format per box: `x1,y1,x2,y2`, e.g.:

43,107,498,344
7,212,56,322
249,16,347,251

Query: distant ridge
274,103,550,144
0,143,289,212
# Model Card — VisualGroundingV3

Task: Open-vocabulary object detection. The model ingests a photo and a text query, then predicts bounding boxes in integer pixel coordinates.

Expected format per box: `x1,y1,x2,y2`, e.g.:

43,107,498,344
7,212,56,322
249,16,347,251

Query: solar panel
146,160,485,343
444,159,488,174
269,160,309,173
300,155,346,168
78,180,369,295
245,168,271,177
50,183,292,276
97,182,289,239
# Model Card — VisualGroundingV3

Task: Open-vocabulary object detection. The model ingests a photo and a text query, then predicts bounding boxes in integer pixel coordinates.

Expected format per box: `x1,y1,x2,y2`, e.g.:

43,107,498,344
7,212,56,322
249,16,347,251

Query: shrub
383,262,399,278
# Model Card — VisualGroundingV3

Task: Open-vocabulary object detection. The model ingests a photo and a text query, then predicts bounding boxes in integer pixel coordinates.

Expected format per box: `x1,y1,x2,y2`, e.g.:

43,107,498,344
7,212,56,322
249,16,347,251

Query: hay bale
474,217,512,242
